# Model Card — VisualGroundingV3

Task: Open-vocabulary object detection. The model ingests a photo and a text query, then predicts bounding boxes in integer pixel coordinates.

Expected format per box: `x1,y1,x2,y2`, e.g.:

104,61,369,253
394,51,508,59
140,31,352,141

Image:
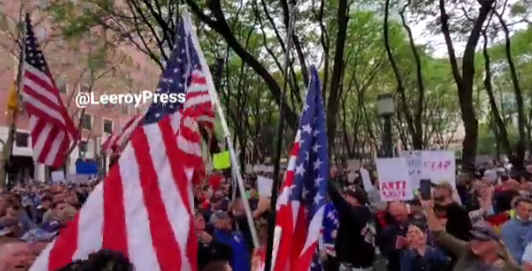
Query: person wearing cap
500,197,532,264
421,198,520,271
328,182,375,271
212,210,251,271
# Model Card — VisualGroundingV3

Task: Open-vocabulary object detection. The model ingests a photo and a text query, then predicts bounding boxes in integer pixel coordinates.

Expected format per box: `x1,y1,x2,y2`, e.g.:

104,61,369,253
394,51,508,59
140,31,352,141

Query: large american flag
21,14,79,168
30,13,214,271
273,66,329,271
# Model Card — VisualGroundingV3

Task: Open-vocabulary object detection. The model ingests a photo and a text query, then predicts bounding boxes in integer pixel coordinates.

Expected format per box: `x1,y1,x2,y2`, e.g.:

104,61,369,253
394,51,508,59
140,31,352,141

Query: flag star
295,163,305,176
305,152,309,161
302,124,312,134
314,176,324,187
313,129,320,137
303,103,309,112
312,144,321,153
313,159,322,170
174,68,179,73
314,193,323,205
302,187,309,199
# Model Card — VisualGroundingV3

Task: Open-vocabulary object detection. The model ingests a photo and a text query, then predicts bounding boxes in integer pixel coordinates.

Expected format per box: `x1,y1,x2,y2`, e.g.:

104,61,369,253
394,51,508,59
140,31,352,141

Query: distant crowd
2,160,532,271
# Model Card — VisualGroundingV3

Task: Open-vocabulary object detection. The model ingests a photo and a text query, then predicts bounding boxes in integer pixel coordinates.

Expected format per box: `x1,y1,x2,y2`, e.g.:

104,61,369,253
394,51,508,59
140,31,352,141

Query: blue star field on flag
143,19,201,124
290,66,329,220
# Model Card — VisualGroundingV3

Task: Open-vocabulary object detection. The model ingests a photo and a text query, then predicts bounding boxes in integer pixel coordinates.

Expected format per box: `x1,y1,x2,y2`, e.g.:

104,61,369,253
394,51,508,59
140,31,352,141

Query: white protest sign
51,170,65,183
360,167,374,192
376,158,413,201
421,151,456,186
257,175,273,197
400,151,423,190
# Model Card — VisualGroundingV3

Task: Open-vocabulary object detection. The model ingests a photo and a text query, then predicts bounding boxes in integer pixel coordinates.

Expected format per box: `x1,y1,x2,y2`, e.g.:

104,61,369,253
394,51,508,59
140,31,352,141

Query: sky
408,0,529,58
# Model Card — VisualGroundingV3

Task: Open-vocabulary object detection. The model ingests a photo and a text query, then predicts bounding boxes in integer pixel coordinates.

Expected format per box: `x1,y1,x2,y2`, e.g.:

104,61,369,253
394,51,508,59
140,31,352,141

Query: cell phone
420,179,432,200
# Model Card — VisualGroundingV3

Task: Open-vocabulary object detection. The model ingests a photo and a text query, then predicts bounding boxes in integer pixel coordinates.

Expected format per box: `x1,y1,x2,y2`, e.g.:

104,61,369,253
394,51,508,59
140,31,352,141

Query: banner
51,170,65,183
400,151,423,190
376,158,413,201
421,151,455,186
213,151,231,170
257,175,273,197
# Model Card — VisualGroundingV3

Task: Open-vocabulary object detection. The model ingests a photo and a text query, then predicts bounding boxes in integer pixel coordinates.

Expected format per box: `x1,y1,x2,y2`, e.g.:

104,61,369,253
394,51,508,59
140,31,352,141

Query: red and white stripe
30,74,214,270
30,116,199,271
22,62,78,168
101,114,143,155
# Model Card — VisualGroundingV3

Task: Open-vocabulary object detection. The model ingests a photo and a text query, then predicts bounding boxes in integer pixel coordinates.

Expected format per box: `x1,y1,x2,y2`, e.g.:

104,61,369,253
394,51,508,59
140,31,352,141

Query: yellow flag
7,81,18,111
213,151,231,170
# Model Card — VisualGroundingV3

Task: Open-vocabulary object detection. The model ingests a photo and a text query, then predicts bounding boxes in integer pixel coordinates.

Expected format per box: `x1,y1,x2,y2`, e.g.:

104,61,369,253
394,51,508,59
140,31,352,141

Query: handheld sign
421,151,455,187
376,158,413,201
213,151,231,170
257,175,273,197
400,151,423,190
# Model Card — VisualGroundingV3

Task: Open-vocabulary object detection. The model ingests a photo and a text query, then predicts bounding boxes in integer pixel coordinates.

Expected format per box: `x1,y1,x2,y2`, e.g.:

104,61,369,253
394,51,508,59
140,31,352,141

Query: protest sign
51,170,65,183
257,175,273,197
421,151,455,186
213,151,231,170
400,151,423,190
376,158,413,201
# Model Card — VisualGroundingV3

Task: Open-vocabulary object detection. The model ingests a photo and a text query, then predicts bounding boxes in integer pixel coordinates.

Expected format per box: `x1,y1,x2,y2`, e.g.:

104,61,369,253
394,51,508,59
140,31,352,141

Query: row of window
79,114,113,134
15,131,89,154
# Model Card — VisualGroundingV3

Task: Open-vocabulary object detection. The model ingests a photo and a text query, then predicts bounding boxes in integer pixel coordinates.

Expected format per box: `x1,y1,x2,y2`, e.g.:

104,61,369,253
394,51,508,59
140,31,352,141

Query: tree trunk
384,0,419,151
438,0,493,173
482,30,512,161
496,11,526,170
326,0,350,150
399,0,424,149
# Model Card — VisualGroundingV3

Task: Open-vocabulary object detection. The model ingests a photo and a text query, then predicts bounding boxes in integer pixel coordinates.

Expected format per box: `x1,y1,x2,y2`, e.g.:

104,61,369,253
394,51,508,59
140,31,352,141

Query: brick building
0,0,160,183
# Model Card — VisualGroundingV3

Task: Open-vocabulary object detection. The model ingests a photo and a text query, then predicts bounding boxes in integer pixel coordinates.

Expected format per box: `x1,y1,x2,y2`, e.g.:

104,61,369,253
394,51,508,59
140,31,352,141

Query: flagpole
184,12,259,248
265,2,296,270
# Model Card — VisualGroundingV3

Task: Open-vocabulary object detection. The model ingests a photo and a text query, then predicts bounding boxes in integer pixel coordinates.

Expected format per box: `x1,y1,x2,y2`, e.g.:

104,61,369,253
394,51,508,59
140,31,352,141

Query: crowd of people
2,161,532,271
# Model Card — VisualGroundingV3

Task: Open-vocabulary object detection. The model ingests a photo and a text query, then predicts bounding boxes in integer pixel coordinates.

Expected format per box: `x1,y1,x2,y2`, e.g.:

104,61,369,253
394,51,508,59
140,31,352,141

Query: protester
377,201,410,271
328,182,375,271
212,210,251,271
433,182,472,241
500,197,532,264
421,197,520,271
400,221,451,271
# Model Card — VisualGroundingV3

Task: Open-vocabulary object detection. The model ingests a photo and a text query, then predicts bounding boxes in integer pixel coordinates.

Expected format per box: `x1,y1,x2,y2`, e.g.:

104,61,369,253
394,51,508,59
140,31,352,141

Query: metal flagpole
184,11,259,248
265,2,297,270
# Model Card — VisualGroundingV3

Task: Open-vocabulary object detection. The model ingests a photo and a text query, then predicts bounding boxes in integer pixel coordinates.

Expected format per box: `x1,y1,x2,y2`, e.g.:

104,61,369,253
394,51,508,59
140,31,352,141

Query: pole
265,3,296,271
0,6,25,187
185,12,259,248
384,115,393,157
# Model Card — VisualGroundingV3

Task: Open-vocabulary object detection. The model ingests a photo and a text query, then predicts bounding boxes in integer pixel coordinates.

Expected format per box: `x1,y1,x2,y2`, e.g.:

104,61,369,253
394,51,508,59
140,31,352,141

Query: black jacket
329,183,375,268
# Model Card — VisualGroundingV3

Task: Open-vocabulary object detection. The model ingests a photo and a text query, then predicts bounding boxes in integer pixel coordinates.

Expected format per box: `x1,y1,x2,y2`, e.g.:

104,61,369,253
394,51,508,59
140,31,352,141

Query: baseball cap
470,222,499,242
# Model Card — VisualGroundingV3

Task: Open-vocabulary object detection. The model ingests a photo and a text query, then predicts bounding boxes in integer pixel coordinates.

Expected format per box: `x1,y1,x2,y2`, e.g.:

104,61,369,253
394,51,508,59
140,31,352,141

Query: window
81,114,92,130
15,132,29,147
103,119,113,134
79,141,88,155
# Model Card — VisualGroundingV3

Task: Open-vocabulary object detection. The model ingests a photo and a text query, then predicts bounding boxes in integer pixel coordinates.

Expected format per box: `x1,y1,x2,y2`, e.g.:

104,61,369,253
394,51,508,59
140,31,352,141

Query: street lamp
377,93,395,157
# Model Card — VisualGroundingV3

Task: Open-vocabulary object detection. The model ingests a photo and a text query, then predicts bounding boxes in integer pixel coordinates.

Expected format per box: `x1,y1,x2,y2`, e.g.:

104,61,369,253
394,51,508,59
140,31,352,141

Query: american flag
30,13,214,271
273,66,329,271
21,14,79,168
101,114,143,155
